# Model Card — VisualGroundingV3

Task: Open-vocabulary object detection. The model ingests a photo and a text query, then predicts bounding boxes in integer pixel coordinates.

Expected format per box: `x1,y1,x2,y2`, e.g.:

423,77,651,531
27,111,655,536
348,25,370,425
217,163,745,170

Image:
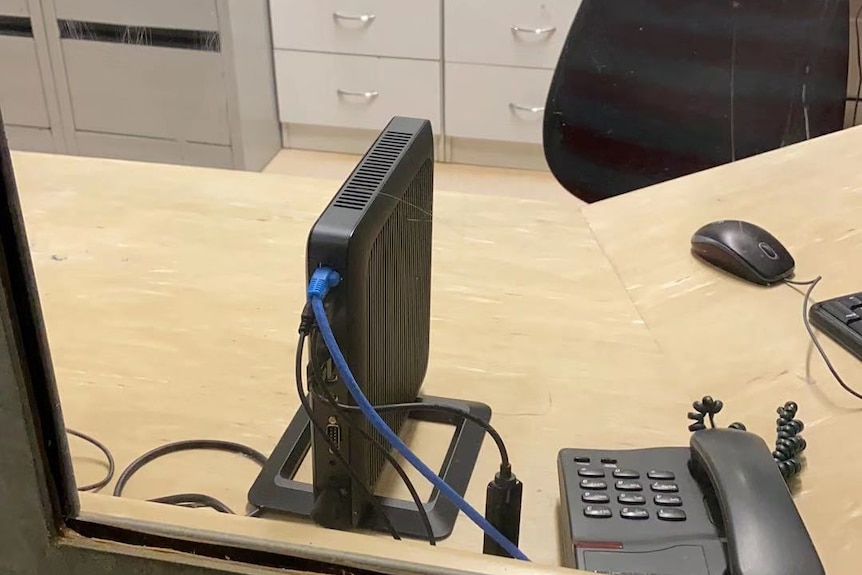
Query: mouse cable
67,428,116,492
295,332,402,540
112,439,268,517
305,328,435,545
784,277,862,401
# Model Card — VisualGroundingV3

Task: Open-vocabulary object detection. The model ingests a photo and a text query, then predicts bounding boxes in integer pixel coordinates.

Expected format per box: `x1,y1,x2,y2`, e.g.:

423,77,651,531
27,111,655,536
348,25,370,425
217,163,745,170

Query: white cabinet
0,0,281,169
270,0,442,154
269,0,577,166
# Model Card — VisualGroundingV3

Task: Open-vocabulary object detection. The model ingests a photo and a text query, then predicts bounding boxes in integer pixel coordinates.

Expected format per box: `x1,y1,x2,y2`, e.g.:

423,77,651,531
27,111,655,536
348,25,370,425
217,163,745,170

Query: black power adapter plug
483,464,523,558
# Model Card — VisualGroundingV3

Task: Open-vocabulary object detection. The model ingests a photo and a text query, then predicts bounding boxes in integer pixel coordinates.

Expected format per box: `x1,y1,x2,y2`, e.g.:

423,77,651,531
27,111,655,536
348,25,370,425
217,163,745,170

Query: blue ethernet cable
307,267,530,561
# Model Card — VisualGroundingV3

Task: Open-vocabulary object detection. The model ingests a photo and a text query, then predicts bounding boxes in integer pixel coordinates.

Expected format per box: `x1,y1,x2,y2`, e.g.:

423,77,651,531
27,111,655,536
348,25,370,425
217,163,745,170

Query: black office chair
543,0,849,203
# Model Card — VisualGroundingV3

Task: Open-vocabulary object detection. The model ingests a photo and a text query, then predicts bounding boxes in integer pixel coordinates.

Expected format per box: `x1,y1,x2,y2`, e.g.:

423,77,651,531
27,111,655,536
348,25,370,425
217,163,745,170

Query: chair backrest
543,0,849,203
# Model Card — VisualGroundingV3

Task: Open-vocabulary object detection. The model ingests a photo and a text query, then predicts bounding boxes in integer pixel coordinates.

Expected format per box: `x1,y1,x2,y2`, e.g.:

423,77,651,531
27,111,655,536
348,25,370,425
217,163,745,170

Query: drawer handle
510,25,557,36
509,103,545,114
337,89,380,101
333,12,376,24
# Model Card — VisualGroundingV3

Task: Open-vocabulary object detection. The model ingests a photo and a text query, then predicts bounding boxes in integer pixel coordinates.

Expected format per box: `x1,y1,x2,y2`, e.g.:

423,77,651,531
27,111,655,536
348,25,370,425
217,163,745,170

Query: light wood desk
583,125,862,575
11,151,681,575
13,125,862,575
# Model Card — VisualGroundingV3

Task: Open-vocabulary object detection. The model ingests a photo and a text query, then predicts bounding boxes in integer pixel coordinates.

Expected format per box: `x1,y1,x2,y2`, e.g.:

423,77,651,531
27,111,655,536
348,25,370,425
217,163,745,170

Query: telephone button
615,480,643,491
583,505,612,518
650,481,679,493
582,492,610,504
577,467,606,478
574,456,591,464
657,508,687,522
612,469,640,479
647,470,676,480
580,479,607,490
617,493,646,505
654,494,683,507
620,507,649,520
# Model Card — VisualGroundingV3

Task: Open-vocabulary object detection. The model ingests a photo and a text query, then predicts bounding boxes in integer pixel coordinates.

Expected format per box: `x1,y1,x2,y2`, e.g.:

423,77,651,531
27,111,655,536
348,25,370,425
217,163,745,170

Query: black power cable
67,428,116,492
307,330,436,545
112,439,268,516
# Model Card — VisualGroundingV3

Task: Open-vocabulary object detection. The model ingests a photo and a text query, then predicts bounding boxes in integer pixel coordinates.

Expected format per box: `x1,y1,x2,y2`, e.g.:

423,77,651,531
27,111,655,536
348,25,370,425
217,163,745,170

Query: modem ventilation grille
333,131,413,210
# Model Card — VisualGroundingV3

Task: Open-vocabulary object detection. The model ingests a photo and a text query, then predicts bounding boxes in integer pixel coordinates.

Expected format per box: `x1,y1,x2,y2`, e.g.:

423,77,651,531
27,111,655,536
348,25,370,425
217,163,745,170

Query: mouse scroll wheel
758,242,778,260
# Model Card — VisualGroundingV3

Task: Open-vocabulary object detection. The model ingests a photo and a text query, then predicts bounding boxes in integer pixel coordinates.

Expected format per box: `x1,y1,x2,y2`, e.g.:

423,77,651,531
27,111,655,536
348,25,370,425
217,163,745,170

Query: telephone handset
558,429,825,575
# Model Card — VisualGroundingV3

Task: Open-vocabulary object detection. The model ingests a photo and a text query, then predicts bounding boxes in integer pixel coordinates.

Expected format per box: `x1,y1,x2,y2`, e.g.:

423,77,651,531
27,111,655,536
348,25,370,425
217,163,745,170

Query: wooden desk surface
11,151,682,574
582,126,862,575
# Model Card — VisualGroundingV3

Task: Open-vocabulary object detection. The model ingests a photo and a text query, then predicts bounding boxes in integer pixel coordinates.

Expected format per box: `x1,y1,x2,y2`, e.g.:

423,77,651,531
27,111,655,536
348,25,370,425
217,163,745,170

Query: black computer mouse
690,220,795,286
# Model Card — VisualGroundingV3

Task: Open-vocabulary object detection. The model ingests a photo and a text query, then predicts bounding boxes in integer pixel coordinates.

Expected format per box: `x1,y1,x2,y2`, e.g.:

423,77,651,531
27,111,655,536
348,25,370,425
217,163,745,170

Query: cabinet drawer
270,0,440,60
53,0,218,31
275,50,441,132
62,41,230,145
0,37,50,128
445,63,551,144
445,0,581,69
0,0,28,17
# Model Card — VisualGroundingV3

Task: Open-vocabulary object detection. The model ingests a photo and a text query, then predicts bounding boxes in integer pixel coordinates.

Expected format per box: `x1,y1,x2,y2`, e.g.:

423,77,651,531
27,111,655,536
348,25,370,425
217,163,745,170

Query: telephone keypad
560,447,721,573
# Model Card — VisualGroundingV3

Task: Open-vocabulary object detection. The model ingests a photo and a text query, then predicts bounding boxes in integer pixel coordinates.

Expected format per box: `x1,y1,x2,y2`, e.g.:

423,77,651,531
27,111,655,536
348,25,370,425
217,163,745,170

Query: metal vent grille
333,131,413,210
361,158,433,486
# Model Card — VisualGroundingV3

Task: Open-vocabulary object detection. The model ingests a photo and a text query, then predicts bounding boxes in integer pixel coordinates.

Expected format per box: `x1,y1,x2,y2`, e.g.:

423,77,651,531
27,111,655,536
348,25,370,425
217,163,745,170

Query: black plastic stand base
248,395,491,541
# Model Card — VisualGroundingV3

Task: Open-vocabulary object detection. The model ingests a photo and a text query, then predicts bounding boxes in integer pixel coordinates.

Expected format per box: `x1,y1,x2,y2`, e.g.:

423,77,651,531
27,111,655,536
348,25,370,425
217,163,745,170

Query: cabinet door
446,63,551,144
270,0,440,60
445,0,581,69
0,37,50,128
275,50,441,132
62,41,230,145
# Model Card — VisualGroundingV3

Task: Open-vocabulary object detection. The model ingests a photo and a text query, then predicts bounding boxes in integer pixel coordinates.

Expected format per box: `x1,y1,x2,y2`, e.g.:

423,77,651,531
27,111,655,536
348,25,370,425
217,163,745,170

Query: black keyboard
809,292,862,361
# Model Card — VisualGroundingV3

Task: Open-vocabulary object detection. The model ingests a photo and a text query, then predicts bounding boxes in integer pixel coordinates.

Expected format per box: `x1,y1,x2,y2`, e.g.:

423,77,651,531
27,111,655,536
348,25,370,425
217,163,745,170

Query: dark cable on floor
294,332,401,540
307,329,436,545
784,277,862,401
67,428,115,492
112,439,268,517
853,3,862,125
